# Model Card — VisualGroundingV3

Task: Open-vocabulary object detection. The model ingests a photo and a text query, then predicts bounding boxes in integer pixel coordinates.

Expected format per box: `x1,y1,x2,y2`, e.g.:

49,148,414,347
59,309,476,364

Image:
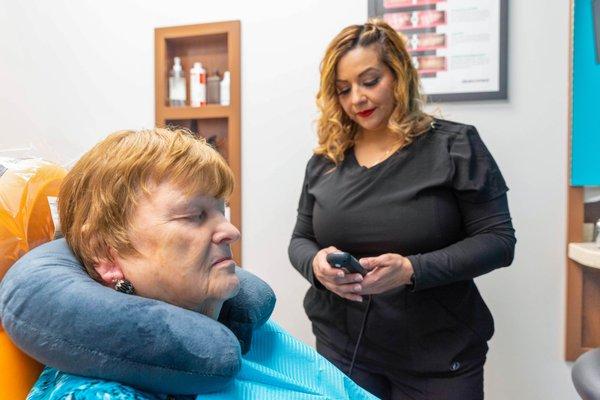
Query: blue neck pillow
0,239,275,395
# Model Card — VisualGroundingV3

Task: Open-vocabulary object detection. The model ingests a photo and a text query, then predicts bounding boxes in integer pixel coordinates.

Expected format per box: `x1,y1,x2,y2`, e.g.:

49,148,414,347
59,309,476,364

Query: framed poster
368,0,508,102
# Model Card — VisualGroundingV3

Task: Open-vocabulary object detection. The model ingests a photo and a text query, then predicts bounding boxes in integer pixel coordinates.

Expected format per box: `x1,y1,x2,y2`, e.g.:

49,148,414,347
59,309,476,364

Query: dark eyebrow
336,67,380,83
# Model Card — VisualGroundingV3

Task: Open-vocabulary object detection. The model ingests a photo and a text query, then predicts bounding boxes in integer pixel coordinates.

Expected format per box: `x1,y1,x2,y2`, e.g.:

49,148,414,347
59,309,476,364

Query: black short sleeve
451,125,509,203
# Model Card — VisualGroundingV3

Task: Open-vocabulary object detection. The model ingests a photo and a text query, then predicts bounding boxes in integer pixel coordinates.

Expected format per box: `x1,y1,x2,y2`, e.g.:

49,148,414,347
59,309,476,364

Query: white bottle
220,71,231,106
190,62,207,107
168,57,186,107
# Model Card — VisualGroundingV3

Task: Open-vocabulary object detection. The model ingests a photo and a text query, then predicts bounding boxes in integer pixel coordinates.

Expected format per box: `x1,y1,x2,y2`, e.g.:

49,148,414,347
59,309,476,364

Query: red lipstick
357,108,376,118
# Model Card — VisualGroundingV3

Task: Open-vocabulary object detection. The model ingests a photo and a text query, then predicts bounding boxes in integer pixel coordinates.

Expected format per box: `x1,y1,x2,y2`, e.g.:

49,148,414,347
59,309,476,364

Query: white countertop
568,242,600,269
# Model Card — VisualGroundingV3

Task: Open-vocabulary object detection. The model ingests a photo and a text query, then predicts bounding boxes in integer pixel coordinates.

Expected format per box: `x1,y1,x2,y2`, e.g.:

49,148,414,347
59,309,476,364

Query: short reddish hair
58,127,233,279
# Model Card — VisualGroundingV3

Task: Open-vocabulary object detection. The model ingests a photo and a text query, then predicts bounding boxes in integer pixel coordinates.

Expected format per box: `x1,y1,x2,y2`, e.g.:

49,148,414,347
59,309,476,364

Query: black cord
348,295,372,377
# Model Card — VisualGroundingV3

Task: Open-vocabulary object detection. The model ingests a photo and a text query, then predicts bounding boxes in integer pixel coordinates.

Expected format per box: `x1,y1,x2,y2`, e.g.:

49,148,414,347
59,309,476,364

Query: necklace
355,140,398,168
373,147,393,165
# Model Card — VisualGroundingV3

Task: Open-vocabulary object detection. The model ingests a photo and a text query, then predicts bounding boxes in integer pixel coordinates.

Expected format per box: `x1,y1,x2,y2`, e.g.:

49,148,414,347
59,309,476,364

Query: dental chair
0,158,374,400
573,348,600,400
0,158,66,400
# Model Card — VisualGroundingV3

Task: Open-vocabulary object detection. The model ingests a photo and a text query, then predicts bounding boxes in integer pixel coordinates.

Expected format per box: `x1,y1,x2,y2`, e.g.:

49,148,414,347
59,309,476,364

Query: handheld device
326,251,366,275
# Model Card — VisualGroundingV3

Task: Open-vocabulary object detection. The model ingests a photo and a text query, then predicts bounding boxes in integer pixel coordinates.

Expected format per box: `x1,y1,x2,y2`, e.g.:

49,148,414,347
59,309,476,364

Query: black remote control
326,251,366,275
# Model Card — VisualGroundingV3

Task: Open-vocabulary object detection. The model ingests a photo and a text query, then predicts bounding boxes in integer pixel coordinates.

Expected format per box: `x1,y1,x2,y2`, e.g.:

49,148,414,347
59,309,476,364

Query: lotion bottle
220,71,230,106
190,62,207,107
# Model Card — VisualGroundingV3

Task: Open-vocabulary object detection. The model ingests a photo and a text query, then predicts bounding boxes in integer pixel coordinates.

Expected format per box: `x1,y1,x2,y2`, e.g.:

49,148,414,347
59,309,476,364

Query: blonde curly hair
315,19,432,164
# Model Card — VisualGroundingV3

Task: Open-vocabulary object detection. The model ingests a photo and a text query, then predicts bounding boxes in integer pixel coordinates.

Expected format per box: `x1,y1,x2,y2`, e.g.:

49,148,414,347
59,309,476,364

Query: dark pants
316,340,485,400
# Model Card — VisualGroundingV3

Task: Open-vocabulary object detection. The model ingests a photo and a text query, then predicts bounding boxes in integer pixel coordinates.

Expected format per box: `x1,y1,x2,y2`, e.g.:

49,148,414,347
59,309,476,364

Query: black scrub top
288,119,516,374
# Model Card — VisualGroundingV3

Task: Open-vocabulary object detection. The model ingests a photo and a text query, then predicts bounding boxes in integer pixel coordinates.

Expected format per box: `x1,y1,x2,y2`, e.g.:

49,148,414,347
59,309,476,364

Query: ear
93,249,125,287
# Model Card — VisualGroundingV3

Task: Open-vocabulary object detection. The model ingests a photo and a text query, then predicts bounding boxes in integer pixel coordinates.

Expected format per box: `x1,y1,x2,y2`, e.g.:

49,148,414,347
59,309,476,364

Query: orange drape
0,159,66,400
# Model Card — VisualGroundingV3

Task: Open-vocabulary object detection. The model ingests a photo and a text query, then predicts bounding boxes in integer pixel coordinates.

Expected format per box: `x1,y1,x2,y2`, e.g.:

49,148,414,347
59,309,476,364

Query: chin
223,274,240,300
353,117,384,132
365,120,388,132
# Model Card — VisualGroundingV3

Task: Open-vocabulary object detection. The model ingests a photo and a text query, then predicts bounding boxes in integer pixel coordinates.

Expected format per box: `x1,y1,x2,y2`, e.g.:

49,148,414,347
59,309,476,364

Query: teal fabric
28,369,165,400
28,320,378,400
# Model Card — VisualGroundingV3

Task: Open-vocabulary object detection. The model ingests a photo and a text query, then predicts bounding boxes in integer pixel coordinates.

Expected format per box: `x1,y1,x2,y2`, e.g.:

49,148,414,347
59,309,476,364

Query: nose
212,217,241,245
351,86,366,107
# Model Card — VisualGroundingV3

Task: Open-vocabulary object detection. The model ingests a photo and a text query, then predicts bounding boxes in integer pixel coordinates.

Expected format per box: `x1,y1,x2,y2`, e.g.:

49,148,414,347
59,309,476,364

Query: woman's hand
358,253,414,295
312,247,365,302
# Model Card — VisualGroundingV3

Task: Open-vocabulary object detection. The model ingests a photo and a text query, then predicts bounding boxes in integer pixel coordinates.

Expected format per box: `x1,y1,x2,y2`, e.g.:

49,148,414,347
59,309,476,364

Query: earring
113,279,135,295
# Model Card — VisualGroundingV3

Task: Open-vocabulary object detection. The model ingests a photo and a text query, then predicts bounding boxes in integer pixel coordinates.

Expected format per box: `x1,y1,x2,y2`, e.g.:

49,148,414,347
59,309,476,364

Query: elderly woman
0,128,375,399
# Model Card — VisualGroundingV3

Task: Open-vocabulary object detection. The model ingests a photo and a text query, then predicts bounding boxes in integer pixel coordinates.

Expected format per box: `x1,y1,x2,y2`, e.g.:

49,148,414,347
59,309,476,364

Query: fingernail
354,285,362,291
355,276,363,282
338,272,344,278
356,297,363,302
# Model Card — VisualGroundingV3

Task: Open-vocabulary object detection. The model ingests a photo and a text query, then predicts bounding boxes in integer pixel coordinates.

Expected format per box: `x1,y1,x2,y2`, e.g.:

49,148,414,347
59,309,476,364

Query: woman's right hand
312,247,364,302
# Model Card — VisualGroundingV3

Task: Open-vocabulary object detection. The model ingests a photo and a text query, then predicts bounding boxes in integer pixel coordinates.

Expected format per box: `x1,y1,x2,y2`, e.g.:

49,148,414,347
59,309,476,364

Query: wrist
404,257,415,287
310,254,326,290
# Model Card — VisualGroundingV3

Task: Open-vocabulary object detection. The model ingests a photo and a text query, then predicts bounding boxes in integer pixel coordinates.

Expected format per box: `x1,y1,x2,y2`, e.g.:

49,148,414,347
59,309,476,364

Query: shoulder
430,118,476,138
427,118,485,150
305,153,335,179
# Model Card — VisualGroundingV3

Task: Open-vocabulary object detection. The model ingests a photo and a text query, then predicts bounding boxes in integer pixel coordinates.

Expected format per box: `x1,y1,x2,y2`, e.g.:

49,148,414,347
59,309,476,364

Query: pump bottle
168,57,186,107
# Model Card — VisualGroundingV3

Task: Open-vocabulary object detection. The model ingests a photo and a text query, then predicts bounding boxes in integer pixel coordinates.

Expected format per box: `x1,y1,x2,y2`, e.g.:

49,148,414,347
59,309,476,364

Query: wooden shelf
568,242,600,351
155,21,242,263
158,105,232,121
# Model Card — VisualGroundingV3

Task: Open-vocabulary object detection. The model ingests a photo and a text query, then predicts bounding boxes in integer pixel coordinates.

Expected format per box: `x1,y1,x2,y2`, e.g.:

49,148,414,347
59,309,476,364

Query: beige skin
312,45,414,302
95,181,241,319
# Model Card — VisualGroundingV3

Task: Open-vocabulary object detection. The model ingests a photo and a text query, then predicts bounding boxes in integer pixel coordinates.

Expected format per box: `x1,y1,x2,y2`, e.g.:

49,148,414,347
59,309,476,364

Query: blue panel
573,0,600,185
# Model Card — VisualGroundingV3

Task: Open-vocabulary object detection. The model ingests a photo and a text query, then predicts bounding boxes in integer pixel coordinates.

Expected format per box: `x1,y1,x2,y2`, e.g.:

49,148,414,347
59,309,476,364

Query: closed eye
336,78,380,96
185,211,207,223
363,78,380,87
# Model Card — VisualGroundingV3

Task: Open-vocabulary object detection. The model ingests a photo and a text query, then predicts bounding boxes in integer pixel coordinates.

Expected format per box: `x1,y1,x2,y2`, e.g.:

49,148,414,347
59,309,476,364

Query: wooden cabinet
566,186,598,360
154,21,242,262
566,190,600,360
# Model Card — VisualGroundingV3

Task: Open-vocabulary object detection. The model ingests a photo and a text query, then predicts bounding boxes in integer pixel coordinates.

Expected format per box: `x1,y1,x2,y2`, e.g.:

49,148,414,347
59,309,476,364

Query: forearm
288,235,320,286
408,226,515,290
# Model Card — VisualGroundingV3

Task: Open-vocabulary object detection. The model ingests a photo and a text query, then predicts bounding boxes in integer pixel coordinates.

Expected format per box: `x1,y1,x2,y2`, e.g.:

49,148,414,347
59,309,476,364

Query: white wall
0,1,577,398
